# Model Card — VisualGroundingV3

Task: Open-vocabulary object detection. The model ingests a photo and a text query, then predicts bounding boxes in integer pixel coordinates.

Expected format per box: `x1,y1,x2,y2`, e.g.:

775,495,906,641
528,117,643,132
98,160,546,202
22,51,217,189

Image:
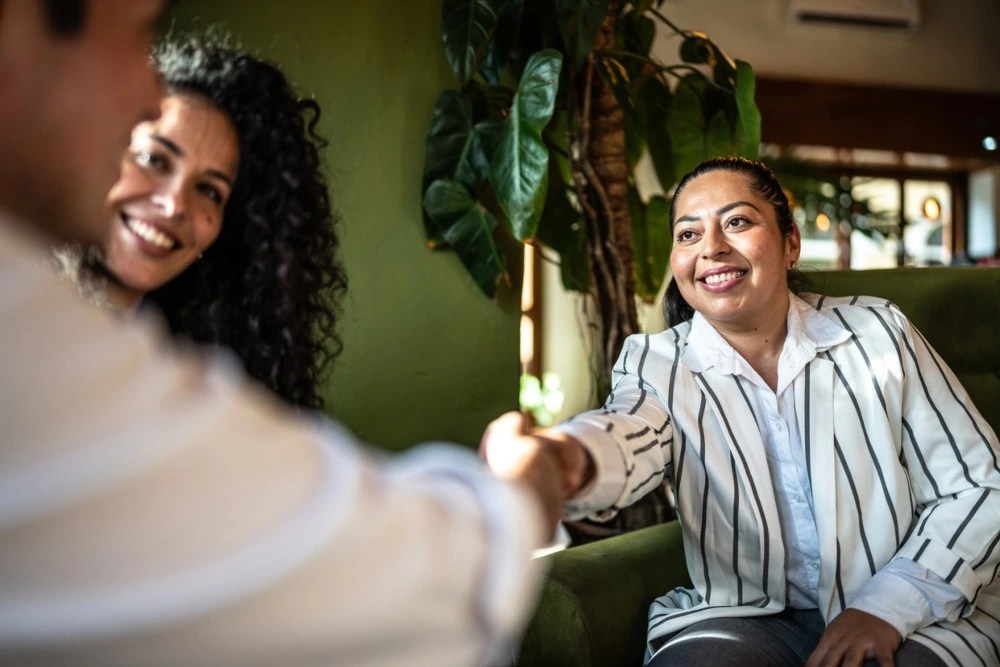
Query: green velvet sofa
515,266,1000,666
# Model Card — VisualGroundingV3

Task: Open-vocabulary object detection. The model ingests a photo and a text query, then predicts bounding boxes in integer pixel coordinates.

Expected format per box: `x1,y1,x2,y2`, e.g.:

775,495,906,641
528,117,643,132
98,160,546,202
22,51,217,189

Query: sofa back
807,267,1000,434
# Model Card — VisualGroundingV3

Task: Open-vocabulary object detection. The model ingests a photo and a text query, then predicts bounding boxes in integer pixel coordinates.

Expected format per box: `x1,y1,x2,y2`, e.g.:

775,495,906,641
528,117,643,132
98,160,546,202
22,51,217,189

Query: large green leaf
424,178,505,297
633,75,674,185
442,0,501,84
664,64,759,179
505,0,561,78
424,91,486,192
537,164,589,292
556,0,610,70
479,0,522,84
666,74,703,177
422,91,490,245
679,31,736,89
667,73,738,177
466,79,514,121
489,49,563,240
733,59,761,158
630,189,672,302
705,108,734,158
618,10,655,71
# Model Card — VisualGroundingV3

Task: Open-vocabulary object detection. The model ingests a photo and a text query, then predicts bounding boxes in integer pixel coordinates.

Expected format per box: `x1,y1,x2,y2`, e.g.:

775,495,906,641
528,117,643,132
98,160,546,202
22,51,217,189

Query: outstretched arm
0,229,549,666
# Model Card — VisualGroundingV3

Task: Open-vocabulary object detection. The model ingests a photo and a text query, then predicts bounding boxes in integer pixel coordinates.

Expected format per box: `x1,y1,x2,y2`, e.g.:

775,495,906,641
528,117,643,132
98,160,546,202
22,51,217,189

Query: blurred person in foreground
0,1,570,665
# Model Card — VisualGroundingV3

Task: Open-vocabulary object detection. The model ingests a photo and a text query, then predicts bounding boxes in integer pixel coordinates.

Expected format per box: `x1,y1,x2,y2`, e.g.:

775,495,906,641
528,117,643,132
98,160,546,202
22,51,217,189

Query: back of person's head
664,156,801,325
0,0,164,243
146,35,346,411
39,0,86,35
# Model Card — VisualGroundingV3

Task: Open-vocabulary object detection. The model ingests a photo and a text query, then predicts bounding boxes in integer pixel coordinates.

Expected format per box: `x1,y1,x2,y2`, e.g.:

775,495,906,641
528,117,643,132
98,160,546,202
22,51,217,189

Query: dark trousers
647,609,946,667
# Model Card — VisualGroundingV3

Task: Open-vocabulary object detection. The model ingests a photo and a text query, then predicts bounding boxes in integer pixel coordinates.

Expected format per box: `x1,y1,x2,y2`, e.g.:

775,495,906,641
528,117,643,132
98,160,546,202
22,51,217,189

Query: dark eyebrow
206,169,235,188
675,200,762,224
718,200,761,215
152,135,182,157
151,135,234,188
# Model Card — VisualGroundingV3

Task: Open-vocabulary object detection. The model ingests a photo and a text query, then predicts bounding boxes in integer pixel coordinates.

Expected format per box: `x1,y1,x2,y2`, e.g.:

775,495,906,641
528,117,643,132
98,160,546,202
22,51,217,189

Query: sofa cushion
516,522,690,666
807,267,1000,434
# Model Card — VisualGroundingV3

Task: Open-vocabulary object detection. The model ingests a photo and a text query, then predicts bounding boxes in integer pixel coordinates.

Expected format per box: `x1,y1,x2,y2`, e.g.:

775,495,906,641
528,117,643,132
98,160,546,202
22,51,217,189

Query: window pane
903,180,951,266
848,177,900,269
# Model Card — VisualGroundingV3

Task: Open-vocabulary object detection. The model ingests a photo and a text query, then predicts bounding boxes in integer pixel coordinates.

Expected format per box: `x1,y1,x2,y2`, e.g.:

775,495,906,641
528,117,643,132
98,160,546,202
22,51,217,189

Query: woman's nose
700,225,730,258
152,181,187,219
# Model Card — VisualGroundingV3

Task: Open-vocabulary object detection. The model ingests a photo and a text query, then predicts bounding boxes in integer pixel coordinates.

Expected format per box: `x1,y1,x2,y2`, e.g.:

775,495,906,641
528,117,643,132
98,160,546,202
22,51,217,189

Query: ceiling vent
788,0,921,32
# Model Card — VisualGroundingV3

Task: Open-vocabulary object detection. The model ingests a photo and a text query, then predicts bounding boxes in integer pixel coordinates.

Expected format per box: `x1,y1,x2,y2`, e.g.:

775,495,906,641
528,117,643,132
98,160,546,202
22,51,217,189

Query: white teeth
126,217,174,249
704,271,745,285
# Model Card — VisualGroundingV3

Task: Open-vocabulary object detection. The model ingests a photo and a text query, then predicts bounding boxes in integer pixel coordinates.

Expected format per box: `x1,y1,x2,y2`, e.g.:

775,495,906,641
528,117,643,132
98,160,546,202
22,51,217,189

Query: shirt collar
682,291,851,376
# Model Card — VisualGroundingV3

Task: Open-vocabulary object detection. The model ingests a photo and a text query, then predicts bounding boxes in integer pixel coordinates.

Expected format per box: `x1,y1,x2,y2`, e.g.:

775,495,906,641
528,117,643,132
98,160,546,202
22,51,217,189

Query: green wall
173,1,521,450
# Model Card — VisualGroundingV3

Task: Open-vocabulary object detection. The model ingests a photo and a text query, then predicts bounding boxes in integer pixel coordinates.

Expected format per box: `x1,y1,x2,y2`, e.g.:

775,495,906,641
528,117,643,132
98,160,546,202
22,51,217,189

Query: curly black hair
144,35,346,411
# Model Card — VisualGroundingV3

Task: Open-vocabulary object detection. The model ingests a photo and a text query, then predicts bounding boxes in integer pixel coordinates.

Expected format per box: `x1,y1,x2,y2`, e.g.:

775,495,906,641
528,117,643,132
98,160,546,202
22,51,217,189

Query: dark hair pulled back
664,156,802,325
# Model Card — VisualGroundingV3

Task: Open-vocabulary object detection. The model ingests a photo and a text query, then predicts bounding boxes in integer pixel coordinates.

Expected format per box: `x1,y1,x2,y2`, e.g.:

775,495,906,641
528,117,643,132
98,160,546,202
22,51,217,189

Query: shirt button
774,421,785,431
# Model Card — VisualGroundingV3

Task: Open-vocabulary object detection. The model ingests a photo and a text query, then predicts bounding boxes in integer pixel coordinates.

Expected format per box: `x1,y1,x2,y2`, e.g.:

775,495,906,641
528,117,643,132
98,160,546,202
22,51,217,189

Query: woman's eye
726,216,750,229
197,183,224,206
134,150,168,172
676,229,697,243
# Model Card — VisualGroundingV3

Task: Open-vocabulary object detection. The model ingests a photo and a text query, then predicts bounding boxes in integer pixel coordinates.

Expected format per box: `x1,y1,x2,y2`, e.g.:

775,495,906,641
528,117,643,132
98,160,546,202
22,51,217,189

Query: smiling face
101,93,240,297
670,169,800,333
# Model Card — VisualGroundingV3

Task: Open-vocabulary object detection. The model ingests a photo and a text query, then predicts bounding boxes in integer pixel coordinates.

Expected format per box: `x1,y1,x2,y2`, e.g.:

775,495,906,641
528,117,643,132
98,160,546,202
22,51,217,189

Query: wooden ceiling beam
755,76,1000,162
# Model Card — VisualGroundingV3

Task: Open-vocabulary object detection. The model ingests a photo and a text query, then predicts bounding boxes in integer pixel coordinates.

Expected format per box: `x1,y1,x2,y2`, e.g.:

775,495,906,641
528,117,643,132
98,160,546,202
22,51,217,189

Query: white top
556,292,1000,667
684,301,965,635
0,212,546,667
685,302,834,609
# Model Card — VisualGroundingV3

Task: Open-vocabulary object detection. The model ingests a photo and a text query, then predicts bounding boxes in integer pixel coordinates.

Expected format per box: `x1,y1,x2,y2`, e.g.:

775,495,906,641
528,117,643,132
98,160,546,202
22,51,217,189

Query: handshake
479,412,595,534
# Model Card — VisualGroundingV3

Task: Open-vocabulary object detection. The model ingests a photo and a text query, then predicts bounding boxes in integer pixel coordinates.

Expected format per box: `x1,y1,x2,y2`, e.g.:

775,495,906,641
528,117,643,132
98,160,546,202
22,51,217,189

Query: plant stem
648,7,688,37
597,52,733,92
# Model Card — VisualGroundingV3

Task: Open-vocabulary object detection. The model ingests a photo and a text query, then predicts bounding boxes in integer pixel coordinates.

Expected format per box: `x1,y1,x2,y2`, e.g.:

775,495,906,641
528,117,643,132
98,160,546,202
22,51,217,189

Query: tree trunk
565,0,675,544
574,0,638,397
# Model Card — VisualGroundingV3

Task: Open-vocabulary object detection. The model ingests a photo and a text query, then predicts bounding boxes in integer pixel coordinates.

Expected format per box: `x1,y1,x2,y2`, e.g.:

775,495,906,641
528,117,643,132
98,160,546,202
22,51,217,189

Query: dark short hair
38,0,177,37
42,0,86,36
664,156,802,325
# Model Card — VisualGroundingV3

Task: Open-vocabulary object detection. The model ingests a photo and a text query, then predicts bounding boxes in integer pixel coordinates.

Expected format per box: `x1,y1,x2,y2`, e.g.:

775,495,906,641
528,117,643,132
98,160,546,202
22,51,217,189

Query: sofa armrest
516,520,691,666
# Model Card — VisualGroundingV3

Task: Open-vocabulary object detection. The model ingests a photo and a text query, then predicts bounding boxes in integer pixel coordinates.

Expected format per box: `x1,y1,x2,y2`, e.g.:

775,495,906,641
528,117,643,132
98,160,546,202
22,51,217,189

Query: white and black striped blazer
560,293,1000,666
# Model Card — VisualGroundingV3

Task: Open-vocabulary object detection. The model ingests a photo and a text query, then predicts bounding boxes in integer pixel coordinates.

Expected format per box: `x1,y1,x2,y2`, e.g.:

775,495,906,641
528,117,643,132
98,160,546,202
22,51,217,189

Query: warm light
519,314,534,368
921,196,942,222
983,136,998,151
521,244,535,312
815,212,831,232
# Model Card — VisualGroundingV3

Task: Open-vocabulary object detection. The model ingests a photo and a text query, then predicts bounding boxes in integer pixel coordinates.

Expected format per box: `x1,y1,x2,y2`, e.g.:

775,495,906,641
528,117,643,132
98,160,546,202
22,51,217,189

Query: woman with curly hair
65,35,346,411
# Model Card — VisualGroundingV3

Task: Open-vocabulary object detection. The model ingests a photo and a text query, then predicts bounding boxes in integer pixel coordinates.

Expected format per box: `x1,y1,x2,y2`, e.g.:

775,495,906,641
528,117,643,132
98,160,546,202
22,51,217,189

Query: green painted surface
172,1,520,450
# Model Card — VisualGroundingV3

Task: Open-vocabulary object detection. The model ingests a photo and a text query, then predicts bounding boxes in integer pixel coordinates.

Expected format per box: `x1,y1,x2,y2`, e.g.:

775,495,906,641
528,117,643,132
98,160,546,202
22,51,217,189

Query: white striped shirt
684,299,966,636
559,292,1000,666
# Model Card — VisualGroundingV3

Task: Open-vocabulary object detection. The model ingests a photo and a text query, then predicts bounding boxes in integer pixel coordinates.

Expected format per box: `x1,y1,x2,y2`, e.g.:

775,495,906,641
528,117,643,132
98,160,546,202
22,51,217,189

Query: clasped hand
479,411,592,534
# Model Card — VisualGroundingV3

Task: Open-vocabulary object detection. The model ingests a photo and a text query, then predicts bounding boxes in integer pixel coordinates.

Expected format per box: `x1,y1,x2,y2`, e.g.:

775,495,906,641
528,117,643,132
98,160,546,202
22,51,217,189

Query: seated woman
60,36,346,410
483,157,999,666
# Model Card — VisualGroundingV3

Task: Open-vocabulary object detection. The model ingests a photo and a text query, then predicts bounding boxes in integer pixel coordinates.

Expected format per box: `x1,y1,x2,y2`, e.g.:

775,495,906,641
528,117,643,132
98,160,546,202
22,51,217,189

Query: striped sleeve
554,334,674,520
886,304,1000,611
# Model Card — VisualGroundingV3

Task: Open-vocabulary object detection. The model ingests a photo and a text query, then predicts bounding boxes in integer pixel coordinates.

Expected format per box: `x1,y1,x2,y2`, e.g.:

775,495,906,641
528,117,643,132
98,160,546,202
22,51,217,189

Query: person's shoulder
799,291,897,311
798,291,910,334
622,320,692,358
